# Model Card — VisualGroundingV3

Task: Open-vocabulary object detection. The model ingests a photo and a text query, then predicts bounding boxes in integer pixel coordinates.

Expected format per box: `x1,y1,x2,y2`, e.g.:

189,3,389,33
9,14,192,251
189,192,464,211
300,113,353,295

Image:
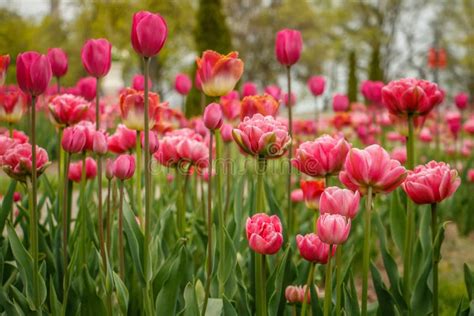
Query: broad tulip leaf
0,180,16,234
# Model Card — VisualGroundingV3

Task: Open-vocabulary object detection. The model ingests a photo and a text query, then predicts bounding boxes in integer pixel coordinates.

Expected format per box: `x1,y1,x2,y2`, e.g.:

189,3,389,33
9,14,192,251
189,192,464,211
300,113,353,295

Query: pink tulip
419,127,433,143
16,51,52,96
81,39,112,78
154,136,181,167
339,144,407,195
285,285,310,304
467,169,474,183
240,94,279,120
48,94,90,127
220,91,240,120
140,130,159,154
196,50,244,97
176,138,209,169
0,135,16,164
203,102,223,130
402,161,461,204
93,130,108,155
0,55,10,85
131,11,167,58
0,88,27,123
320,186,360,219
2,130,28,144
360,80,384,105
390,147,407,165
75,121,95,152
465,118,474,135
68,157,97,183
13,192,21,203
174,73,192,95
62,126,86,153
242,82,258,97
308,76,325,97
132,74,152,91
232,114,291,158
2,143,49,181
382,78,443,118
264,85,281,100
317,214,351,245
446,111,462,137
332,94,350,112
454,92,469,110
300,180,325,210
47,48,68,78
119,88,162,131
113,154,136,180
220,123,233,143
292,134,351,178
283,92,296,107
108,124,137,154
296,233,333,263
246,213,283,255
76,77,97,101
275,29,303,66
290,188,304,203
105,158,114,180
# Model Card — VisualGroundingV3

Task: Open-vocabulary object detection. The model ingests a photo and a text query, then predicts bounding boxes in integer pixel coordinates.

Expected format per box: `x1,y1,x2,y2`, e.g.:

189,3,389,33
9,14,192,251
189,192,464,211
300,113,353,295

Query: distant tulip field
1,7,474,316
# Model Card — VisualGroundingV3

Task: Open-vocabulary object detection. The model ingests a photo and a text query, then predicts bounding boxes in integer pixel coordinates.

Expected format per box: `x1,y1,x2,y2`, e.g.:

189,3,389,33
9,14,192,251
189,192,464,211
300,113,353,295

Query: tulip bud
296,233,333,263
290,189,303,203
93,130,108,155
220,123,233,143
76,77,97,101
132,74,152,91
203,103,223,130
275,29,303,66
174,73,192,95
332,94,350,112
308,76,325,97
16,51,52,96
13,192,21,203
140,130,159,154
0,54,11,86
454,92,469,110
242,82,258,97
68,157,97,183
81,39,112,78
317,214,351,245
131,11,168,58
47,48,68,78
105,158,114,180
113,154,136,180
62,126,86,153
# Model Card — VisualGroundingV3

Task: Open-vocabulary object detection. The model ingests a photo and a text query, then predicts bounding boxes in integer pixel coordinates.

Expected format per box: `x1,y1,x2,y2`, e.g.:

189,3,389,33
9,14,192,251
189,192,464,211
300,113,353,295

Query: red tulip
62,126,86,153
332,94,349,112
246,213,283,255
196,50,244,97
275,29,303,66
240,94,279,120
16,51,52,96
48,94,90,127
454,92,469,110
300,179,325,210
242,82,258,97
131,11,167,58
76,77,97,101
402,161,460,204
13,192,21,202
81,39,112,78
203,102,223,130
108,124,137,154
308,76,325,97
0,54,11,85
360,80,384,105
317,214,351,245
467,169,474,183
296,233,333,263
47,48,68,78
132,74,152,91
320,186,360,219
0,88,27,123
174,73,192,95
113,154,136,180
68,157,97,183
2,143,49,182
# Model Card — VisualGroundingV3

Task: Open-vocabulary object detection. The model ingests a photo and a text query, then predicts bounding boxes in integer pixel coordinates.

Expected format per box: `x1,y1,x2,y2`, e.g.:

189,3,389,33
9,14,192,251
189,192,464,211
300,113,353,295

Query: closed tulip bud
446,111,462,137
140,130,159,154
93,130,108,155
131,11,168,58
0,54,11,86
402,161,461,204
291,189,304,203
283,92,296,107
275,29,303,66
62,126,86,153
264,85,281,100
361,80,384,105
81,39,112,78
317,214,351,245
174,73,192,95
242,82,258,97
16,51,52,96
467,169,474,183
203,103,223,130
132,74,152,91
13,192,21,203
246,213,283,255
296,233,333,263
47,48,68,78
308,76,325,97
332,94,350,112
68,157,97,183
220,123,233,143
113,154,136,180
105,158,114,180
76,77,97,101
454,92,469,110
320,186,360,219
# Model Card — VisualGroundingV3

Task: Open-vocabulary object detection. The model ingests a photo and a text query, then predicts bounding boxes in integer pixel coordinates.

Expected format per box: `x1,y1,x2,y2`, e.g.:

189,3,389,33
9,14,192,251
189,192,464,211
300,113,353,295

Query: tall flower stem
323,244,333,316
118,180,125,280
403,114,416,300
215,130,226,296
256,156,267,213
62,152,71,296
29,95,41,309
361,186,373,316
56,77,61,94
105,179,112,256
202,131,214,315
95,78,106,269
8,122,13,138
286,66,293,234
135,131,143,228
79,153,87,266
301,262,315,316
431,203,439,316
255,253,267,316
224,144,232,218
142,57,154,315
335,245,343,315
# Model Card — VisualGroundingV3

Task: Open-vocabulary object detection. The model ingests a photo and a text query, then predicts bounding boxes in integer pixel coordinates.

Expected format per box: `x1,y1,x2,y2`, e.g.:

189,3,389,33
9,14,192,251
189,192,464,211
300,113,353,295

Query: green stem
335,245,343,315
255,253,267,316
403,114,416,301
105,179,112,256
361,186,373,316
202,131,214,315
323,245,333,316
216,131,226,296
62,152,70,300
135,131,143,228
286,66,293,235
431,203,438,316
8,122,13,138
256,156,267,213
301,262,315,316
118,180,125,280
80,153,87,266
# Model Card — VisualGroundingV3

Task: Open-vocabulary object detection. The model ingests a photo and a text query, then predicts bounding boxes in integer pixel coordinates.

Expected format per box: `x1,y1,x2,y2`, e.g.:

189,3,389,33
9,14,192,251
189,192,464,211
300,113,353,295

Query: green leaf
205,298,223,316
113,271,129,315
389,189,406,255
49,278,62,316
180,282,199,316
217,226,237,296
267,246,292,316
419,207,431,257
433,222,446,263
410,256,432,315
122,201,145,285
464,264,473,301
370,262,396,316
223,296,238,316
0,180,16,233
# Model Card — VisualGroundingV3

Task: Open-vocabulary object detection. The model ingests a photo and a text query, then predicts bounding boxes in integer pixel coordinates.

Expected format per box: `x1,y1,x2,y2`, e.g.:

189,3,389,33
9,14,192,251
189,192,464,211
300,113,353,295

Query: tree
347,51,358,103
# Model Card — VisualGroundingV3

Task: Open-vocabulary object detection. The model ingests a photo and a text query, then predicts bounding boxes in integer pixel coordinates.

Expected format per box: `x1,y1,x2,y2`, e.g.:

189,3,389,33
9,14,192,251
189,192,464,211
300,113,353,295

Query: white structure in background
102,61,124,97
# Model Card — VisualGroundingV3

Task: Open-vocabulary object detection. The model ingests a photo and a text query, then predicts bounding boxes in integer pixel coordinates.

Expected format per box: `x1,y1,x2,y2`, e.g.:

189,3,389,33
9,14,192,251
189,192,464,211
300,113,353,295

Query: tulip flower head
203,103,223,130
454,92,469,110
48,94,90,127
220,123,234,143
105,158,114,180
361,80,384,106
119,88,162,131
196,50,244,97
219,91,240,121
131,11,168,58
2,143,50,182
108,124,137,154
16,51,52,96
242,81,258,97
68,157,97,183
275,29,303,66
0,88,27,123
246,213,283,255
92,130,108,155
300,179,325,210
291,188,304,203
140,130,159,154
47,48,68,78
285,285,310,304
467,169,474,183
81,39,112,78
264,85,281,100
174,73,192,96
113,154,136,180
339,144,407,195
317,213,351,245
132,74,152,91
240,94,279,120
232,114,291,159
332,94,350,112
0,55,11,85
320,186,360,219
76,77,97,101
62,126,86,154
308,76,325,97
402,161,461,204
296,233,333,263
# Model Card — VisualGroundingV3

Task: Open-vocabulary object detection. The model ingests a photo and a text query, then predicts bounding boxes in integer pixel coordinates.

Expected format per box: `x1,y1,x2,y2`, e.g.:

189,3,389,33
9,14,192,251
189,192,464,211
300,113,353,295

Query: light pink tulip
62,126,86,153
246,213,283,255
390,147,407,165
203,102,223,130
93,130,108,155
140,130,159,154
320,186,360,219
2,143,49,181
220,123,233,143
290,189,304,203
317,214,351,245
113,154,136,180
296,233,333,263
285,285,310,304
105,158,114,180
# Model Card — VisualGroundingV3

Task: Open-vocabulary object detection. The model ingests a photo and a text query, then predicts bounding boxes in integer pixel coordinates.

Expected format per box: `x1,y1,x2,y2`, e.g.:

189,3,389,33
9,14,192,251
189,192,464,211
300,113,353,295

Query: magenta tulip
275,29,303,66
131,11,168,58
0,54,10,85
81,39,112,78
296,233,333,263
242,82,258,97
203,102,223,130
174,73,192,95
132,74,152,91
332,94,350,112
16,51,52,96
454,92,469,110
76,77,97,101
246,213,283,255
62,126,86,153
68,157,97,183
113,154,136,180
317,214,351,245
308,76,325,97
47,48,68,78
